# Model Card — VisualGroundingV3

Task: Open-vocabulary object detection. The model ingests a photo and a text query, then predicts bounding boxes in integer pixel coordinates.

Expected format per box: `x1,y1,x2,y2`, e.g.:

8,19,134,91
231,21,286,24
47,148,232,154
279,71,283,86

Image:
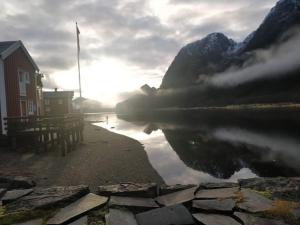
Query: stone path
47,193,108,225
0,176,299,225
195,187,239,199
1,189,33,204
193,213,241,225
192,199,235,212
155,186,198,206
106,209,138,225
237,189,273,213
136,204,194,225
109,196,159,209
98,183,157,198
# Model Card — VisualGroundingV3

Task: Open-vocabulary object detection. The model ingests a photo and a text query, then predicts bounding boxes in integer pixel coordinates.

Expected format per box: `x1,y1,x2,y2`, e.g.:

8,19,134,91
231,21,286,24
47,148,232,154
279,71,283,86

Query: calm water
86,110,300,185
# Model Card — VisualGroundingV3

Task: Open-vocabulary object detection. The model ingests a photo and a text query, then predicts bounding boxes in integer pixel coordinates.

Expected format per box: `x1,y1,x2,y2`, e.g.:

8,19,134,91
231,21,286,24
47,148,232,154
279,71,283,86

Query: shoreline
0,122,164,192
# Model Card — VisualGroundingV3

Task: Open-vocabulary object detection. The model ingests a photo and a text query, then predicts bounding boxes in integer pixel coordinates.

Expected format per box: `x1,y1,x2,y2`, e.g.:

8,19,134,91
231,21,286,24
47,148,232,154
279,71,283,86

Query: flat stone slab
68,216,88,225
155,186,198,206
199,182,238,189
7,185,89,212
1,189,33,204
195,187,239,199
292,208,300,219
98,183,157,198
0,176,35,190
13,218,43,225
239,177,300,201
237,189,273,213
159,184,196,195
105,209,138,225
193,213,240,225
109,196,159,209
136,204,194,225
234,212,289,225
192,199,235,212
47,193,108,225
0,188,6,197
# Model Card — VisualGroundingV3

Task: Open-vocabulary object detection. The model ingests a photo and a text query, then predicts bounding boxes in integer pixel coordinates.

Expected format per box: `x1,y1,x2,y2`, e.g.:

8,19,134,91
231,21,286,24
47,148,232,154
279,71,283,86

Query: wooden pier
3,114,84,156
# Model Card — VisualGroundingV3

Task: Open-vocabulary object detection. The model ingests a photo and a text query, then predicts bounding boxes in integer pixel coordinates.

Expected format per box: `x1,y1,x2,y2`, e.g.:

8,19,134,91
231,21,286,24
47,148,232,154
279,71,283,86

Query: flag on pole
76,22,80,53
76,22,82,98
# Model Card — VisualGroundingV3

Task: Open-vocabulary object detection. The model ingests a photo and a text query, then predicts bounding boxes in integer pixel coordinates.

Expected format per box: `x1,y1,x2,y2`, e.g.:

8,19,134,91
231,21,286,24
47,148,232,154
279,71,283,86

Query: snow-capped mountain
160,0,300,89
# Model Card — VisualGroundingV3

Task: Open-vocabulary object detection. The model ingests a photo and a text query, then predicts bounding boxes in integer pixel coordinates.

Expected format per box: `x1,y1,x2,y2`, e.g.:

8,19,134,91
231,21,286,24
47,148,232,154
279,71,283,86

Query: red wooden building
0,41,43,135
43,89,74,115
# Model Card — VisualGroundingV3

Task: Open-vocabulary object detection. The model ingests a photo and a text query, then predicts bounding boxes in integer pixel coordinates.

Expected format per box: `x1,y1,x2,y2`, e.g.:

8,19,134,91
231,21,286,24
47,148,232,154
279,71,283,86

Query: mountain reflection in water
89,110,300,185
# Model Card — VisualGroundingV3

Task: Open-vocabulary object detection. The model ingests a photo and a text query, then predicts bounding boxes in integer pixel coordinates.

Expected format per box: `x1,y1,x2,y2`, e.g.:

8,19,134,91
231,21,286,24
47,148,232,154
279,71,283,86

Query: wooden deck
3,114,84,155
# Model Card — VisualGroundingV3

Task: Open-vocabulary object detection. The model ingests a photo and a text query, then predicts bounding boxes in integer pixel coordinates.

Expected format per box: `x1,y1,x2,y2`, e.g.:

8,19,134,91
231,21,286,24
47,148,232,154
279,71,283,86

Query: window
58,99,63,104
18,71,27,96
25,72,30,84
28,100,34,115
45,99,50,105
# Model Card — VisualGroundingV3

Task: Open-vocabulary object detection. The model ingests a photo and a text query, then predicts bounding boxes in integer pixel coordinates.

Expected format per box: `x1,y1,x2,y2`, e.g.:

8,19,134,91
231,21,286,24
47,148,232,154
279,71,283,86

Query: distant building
0,40,42,135
43,89,74,115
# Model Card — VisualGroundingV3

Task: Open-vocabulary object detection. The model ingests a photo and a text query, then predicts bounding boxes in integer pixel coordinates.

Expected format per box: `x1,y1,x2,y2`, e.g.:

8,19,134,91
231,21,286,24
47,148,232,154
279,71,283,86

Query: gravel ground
0,123,164,191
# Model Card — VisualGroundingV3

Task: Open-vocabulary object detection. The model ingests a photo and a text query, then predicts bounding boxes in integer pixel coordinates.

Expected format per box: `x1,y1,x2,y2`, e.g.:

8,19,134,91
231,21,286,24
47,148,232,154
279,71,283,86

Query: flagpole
76,22,82,98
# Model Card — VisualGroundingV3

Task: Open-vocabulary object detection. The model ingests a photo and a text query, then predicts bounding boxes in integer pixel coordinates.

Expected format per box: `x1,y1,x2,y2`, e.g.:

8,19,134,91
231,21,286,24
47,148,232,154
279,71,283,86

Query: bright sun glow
51,58,162,106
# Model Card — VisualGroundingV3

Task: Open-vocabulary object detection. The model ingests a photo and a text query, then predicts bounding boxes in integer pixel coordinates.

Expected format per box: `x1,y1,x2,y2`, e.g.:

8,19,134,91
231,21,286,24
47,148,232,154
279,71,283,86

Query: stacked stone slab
0,177,299,225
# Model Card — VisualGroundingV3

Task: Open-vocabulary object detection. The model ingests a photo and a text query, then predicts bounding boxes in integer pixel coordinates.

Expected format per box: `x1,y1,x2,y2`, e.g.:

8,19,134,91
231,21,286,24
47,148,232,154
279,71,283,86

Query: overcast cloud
0,0,279,105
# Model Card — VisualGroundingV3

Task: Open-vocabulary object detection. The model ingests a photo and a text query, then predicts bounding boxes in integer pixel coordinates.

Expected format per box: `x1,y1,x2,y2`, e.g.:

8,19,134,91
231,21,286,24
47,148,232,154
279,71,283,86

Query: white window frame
25,72,30,84
18,70,28,96
28,100,34,115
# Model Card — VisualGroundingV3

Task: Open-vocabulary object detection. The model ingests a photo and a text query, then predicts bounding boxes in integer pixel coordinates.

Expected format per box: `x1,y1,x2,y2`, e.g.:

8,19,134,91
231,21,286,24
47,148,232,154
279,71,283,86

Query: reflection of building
0,41,42,135
43,89,74,115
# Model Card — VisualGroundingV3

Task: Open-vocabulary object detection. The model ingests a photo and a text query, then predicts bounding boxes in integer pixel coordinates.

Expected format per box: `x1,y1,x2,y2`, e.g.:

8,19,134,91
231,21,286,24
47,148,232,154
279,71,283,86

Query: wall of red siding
4,48,37,117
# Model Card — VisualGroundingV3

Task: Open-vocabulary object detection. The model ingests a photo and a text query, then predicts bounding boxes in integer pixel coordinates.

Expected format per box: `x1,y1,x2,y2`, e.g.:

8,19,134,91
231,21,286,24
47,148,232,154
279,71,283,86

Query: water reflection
88,110,300,185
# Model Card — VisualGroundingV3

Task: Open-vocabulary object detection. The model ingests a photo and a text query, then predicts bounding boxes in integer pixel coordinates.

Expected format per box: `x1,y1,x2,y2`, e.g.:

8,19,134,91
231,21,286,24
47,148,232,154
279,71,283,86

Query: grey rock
105,209,138,225
195,187,239,199
193,213,240,225
239,177,300,201
192,199,235,212
7,185,89,212
13,218,43,225
155,186,198,207
98,183,157,198
159,184,196,195
1,189,33,204
47,193,107,225
136,204,194,225
199,182,238,189
67,216,88,225
292,208,300,219
109,196,158,209
237,189,273,213
0,188,6,198
0,176,35,190
234,212,289,225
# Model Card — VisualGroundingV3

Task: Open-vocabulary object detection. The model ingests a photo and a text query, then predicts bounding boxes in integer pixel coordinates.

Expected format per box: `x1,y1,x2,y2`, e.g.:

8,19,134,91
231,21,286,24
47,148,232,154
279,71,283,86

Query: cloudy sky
0,0,278,106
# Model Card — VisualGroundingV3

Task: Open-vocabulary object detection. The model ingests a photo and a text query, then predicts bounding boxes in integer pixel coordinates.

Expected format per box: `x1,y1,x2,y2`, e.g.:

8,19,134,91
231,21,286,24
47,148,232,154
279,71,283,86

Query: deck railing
3,114,84,155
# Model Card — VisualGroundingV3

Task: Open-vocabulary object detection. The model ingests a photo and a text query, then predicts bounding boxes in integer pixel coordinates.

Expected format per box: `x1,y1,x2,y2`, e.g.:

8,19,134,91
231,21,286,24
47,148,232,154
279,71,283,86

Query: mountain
116,0,300,114
160,0,300,89
160,33,237,88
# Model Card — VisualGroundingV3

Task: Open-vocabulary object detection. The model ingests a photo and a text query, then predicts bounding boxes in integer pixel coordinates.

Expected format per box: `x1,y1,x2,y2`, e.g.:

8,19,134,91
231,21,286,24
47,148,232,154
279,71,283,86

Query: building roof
43,91,74,99
0,40,39,71
0,41,17,54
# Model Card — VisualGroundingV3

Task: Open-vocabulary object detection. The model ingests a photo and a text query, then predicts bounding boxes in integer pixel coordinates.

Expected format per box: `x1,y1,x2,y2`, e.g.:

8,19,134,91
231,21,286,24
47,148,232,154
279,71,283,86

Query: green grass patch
253,190,273,199
0,208,58,225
